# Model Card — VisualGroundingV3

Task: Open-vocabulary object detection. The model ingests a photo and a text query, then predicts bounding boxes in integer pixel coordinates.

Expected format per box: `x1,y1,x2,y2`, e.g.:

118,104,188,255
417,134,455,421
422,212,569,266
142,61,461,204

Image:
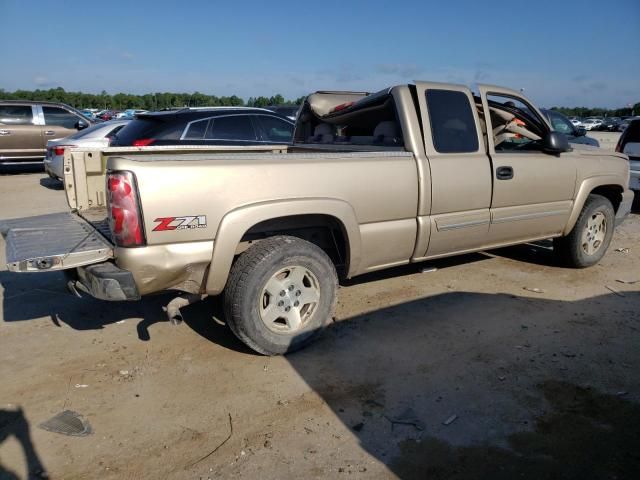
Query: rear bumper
73,262,140,301
616,189,635,227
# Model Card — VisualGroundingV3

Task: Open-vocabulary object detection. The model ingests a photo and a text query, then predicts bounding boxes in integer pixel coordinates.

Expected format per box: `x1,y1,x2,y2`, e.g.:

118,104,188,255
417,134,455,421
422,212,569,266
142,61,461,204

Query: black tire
224,235,338,355
553,194,615,268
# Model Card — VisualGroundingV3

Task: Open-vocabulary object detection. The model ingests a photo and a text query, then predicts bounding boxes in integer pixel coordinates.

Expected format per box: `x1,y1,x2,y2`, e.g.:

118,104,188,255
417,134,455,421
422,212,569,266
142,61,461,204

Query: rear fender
205,198,361,295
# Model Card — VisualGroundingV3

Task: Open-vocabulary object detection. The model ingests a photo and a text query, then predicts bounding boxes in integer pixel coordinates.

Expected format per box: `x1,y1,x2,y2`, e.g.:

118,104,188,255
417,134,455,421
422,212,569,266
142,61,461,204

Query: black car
615,118,640,192
541,109,599,147
264,105,299,120
599,117,620,131
112,107,295,147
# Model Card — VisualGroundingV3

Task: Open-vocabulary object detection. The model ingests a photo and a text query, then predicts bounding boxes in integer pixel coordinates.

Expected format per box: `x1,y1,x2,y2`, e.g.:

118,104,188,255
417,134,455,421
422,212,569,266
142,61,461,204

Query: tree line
550,104,639,118
1,87,637,117
0,87,306,110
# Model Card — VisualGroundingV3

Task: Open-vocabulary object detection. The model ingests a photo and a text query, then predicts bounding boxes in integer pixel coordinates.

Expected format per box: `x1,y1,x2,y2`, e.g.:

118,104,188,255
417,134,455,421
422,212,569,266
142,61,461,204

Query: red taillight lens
107,171,145,247
132,138,155,147
53,144,77,156
615,139,622,153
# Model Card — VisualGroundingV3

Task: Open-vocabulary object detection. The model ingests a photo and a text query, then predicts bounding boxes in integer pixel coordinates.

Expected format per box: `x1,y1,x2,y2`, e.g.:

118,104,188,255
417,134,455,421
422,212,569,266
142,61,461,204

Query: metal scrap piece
39,410,92,437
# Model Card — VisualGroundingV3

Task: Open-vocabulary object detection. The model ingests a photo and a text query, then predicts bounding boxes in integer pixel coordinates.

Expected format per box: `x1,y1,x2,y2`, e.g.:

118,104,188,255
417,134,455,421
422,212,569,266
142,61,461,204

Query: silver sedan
44,120,130,179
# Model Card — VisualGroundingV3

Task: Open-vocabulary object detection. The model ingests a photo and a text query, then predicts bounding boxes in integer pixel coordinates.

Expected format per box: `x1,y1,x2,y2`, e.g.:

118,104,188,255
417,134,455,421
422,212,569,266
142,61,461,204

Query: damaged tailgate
0,212,113,272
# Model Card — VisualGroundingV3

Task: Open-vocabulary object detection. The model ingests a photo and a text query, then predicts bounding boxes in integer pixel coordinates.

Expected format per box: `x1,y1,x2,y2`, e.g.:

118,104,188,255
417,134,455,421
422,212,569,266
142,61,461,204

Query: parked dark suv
616,118,640,193
112,108,294,147
0,100,95,165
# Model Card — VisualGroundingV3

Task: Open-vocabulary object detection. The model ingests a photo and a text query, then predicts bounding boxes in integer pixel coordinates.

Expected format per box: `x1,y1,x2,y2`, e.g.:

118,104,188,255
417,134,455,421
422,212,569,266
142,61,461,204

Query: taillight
53,144,77,156
132,138,155,146
107,171,145,247
615,138,623,153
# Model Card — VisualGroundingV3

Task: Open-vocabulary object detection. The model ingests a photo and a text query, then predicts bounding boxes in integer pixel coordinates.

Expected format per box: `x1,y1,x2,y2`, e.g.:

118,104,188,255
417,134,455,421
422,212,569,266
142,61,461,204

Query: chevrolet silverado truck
0,82,634,355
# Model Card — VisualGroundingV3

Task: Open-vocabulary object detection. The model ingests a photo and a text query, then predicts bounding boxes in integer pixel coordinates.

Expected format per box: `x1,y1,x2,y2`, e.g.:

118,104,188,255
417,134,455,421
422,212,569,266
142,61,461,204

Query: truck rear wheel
224,235,338,355
553,194,615,268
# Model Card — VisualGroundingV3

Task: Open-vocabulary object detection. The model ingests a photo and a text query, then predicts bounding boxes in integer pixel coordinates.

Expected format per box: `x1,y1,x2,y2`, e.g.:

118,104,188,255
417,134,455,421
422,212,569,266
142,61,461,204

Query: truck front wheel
224,235,338,355
554,194,615,268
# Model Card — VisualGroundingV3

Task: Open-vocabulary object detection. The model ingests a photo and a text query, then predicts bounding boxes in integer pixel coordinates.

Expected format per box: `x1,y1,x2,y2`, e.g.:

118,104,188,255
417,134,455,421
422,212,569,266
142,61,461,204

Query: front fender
563,175,624,235
205,198,361,295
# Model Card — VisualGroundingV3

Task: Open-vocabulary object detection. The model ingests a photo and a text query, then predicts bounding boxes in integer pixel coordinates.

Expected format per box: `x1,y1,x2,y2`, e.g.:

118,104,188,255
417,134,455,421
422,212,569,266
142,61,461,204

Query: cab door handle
0,129,10,136
44,130,55,136
496,166,514,180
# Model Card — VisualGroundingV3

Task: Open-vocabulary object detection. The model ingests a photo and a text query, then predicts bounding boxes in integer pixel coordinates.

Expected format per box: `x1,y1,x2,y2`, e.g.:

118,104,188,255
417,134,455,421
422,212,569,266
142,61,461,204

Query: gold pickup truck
0,82,634,355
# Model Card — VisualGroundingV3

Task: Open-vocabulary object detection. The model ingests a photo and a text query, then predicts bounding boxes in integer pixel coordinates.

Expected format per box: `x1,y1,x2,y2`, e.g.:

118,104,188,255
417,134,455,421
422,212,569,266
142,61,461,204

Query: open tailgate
0,212,113,272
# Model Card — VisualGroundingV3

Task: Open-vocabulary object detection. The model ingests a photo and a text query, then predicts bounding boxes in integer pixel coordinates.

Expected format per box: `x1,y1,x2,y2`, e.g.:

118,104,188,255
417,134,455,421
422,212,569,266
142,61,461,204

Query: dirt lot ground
1,150,639,479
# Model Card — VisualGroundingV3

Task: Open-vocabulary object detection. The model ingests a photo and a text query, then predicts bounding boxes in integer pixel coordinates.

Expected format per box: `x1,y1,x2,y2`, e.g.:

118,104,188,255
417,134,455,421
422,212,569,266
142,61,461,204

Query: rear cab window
425,89,479,153
0,105,34,125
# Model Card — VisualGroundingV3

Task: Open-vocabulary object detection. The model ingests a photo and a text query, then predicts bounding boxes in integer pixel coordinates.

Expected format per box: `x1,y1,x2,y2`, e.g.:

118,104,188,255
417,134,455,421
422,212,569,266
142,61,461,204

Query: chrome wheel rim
259,266,320,333
581,211,607,256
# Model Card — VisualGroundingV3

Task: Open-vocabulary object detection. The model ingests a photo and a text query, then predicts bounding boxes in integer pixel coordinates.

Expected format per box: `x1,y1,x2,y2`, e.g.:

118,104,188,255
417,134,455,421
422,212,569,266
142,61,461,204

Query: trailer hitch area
163,294,207,325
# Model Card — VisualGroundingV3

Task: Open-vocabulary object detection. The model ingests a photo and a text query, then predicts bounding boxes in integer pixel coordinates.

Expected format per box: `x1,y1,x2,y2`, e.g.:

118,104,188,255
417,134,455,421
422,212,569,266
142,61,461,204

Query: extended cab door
414,82,492,257
478,85,576,243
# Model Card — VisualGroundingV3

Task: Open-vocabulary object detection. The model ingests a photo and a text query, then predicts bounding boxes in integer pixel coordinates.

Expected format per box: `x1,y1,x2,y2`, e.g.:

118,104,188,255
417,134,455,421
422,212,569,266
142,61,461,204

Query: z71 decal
153,215,207,231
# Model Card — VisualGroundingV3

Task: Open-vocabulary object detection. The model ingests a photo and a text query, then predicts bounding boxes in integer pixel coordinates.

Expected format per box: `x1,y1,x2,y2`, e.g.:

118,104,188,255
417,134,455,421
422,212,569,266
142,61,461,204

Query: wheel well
239,214,349,275
590,185,623,212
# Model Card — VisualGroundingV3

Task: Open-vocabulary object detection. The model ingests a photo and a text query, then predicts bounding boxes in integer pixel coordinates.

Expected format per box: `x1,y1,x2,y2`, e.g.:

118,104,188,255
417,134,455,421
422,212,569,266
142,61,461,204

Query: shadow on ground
0,408,48,479
38,177,63,191
390,380,640,479
0,165,44,176
285,290,640,479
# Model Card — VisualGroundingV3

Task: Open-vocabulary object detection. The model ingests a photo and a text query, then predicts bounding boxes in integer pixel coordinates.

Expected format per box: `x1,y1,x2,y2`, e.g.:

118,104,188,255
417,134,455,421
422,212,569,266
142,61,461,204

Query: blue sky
1,0,638,107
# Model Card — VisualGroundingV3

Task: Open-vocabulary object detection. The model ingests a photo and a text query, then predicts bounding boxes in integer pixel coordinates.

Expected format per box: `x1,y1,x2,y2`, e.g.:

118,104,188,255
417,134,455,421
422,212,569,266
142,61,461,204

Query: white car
116,109,148,119
44,120,130,179
581,118,602,131
570,118,583,127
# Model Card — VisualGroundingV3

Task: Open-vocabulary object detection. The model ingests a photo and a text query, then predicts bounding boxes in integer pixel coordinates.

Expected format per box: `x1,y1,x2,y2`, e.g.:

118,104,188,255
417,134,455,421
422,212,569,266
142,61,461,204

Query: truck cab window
486,94,546,152
426,89,478,153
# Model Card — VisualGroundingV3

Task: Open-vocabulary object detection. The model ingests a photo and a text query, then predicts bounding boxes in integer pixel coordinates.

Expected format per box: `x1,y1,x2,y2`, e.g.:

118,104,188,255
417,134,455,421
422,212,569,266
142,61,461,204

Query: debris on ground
523,287,545,294
605,285,625,297
384,408,425,431
184,413,233,469
443,414,458,426
421,267,437,273
614,247,630,253
39,410,92,437
616,278,639,284
119,370,129,376
74,384,88,388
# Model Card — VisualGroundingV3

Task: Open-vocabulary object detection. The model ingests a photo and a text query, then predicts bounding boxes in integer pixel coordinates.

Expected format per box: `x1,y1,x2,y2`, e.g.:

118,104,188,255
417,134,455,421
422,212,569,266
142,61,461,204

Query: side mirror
542,131,571,154
575,127,587,137
76,120,89,130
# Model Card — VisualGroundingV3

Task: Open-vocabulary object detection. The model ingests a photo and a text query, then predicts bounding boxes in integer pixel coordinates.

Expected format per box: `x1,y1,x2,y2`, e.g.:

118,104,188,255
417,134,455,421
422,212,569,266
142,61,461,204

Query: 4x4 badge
153,215,207,231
